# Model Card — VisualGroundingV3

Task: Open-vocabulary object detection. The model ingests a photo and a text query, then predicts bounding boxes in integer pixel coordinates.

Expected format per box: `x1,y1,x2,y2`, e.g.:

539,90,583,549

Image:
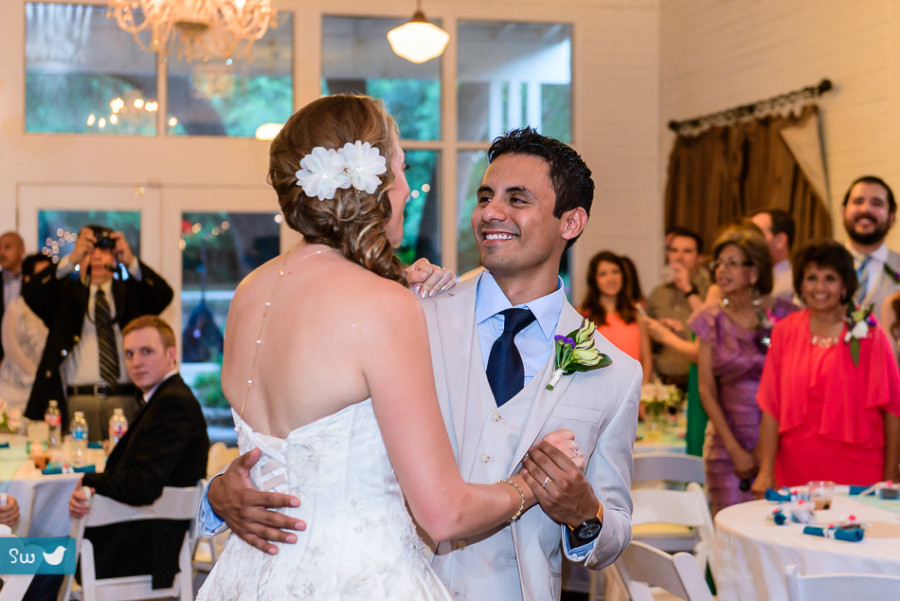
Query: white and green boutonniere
546,319,612,390
844,304,876,367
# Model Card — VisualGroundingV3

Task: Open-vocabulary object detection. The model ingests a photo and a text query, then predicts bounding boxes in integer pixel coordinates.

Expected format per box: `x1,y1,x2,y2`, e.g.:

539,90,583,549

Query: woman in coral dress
753,241,900,493
581,251,652,383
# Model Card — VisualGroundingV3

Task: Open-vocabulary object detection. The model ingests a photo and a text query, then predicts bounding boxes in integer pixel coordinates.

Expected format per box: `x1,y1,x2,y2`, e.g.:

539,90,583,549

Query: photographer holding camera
22,225,173,439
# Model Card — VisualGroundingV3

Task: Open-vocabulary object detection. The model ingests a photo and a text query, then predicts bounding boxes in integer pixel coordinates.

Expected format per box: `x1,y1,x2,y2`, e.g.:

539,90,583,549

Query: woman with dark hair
687,226,796,514
753,240,900,495
197,95,580,601
581,251,652,383
618,254,646,307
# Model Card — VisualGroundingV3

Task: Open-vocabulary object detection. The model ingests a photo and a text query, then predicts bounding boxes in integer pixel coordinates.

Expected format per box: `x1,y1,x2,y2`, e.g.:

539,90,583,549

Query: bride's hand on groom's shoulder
406,258,456,298
209,448,307,555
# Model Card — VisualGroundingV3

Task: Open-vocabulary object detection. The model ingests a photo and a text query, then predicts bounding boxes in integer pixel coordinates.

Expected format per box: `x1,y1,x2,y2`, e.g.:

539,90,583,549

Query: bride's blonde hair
268,95,406,285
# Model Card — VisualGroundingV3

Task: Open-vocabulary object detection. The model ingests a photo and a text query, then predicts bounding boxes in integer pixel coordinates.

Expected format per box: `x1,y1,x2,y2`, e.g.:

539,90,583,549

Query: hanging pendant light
387,0,449,64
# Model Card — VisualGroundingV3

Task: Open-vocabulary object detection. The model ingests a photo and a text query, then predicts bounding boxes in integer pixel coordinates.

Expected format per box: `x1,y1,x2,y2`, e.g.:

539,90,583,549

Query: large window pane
167,14,293,137
456,151,488,275
38,211,141,261
25,3,158,135
458,22,571,142
397,150,441,266
322,16,441,141
180,212,280,442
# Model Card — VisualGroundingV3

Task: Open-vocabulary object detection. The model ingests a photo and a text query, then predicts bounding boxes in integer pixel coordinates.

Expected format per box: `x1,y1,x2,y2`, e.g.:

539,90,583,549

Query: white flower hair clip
295,141,387,201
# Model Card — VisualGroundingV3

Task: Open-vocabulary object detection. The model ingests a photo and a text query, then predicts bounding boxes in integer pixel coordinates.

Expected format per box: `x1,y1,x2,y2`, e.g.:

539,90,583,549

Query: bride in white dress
197,95,581,600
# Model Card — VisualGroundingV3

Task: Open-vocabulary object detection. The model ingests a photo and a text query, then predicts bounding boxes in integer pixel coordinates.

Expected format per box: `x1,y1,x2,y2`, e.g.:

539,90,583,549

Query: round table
714,495,900,601
0,434,106,538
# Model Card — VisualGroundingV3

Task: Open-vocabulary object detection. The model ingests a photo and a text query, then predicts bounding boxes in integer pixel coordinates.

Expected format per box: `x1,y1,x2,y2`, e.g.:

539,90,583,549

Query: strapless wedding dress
196,399,454,600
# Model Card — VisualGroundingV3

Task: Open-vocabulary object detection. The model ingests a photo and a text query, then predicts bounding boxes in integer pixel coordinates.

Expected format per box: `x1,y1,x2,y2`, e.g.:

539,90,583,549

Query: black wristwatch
572,517,603,541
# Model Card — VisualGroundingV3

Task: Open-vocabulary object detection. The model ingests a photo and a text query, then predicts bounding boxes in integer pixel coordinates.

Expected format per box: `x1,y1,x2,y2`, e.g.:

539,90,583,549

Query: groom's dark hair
486,127,594,220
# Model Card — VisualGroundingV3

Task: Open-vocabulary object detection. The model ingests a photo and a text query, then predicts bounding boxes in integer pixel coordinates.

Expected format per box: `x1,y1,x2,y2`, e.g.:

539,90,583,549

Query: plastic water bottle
108,408,128,447
44,400,62,448
70,411,89,466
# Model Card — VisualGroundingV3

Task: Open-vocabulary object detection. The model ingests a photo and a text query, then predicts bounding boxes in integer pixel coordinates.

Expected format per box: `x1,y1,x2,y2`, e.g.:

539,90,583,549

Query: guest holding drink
687,226,796,515
753,241,900,495
581,251,652,383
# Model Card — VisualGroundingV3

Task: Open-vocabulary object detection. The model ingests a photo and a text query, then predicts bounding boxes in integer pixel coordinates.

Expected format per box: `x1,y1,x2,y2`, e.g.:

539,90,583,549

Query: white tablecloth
715,495,900,601
0,436,106,538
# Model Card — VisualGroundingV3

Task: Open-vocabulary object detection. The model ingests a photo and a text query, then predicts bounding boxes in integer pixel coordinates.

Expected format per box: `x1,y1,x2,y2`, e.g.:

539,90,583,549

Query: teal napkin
41,464,96,475
802,525,864,542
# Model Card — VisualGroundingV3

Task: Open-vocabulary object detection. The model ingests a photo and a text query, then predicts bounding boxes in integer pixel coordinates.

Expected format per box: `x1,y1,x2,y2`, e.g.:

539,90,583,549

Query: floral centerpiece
0,399,22,434
640,381,684,431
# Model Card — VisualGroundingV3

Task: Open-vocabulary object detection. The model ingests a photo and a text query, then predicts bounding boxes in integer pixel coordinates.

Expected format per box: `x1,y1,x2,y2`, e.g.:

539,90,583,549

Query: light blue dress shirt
474,271,564,384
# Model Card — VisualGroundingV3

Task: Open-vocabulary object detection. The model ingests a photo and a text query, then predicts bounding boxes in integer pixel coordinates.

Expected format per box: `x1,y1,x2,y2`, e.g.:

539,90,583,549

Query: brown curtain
664,105,832,252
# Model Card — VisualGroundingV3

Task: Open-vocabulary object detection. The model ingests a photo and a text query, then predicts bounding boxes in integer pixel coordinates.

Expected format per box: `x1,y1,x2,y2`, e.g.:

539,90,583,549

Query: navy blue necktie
486,308,536,406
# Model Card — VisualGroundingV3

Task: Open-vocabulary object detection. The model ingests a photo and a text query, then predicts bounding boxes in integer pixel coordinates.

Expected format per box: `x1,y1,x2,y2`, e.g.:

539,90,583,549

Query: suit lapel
434,278,478,456
509,302,585,471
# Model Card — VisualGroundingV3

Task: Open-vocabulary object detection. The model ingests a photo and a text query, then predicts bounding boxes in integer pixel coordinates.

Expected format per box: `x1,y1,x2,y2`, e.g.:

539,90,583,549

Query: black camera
89,225,116,250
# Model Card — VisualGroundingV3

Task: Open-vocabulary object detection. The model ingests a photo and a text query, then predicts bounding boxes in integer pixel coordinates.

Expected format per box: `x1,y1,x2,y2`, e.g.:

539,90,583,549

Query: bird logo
42,546,67,566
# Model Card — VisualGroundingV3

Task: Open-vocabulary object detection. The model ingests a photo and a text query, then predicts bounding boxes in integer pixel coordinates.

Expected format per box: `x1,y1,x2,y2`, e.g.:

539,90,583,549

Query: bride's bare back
222,242,409,438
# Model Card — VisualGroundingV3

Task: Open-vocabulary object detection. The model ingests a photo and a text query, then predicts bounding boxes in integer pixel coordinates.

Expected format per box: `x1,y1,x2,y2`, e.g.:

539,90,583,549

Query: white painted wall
660,0,900,250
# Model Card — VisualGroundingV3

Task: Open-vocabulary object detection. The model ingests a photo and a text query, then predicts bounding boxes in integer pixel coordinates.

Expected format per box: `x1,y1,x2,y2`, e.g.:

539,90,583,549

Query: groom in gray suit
203,128,640,601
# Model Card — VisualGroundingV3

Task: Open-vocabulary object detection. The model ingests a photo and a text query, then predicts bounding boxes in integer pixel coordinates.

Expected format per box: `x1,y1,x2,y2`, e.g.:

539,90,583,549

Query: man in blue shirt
201,128,641,600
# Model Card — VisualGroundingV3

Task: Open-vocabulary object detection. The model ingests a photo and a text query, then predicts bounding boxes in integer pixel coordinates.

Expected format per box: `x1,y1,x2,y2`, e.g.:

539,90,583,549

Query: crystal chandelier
106,0,276,62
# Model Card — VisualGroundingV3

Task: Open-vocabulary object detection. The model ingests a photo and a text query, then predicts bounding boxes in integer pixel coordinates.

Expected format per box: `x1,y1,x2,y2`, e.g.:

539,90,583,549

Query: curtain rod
667,78,833,134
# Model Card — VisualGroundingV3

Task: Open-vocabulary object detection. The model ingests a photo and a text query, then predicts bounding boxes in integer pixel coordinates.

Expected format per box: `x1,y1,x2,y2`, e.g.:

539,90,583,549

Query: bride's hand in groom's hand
521,440,601,529
539,429,585,471
406,258,456,298
209,447,305,555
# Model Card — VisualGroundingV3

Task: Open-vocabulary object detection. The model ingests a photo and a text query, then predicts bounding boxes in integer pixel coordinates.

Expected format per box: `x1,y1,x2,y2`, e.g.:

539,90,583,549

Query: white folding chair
0,573,36,601
58,482,202,601
0,534,36,601
630,483,716,577
785,564,900,601
631,454,711,569
613,540,714,601
633,453,705,487
593,454,714,601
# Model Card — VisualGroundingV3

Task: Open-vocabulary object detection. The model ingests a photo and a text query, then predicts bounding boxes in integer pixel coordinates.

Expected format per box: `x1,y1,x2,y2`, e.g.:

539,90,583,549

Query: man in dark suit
22,225,173,437
68,315,209,588
0,231,26,363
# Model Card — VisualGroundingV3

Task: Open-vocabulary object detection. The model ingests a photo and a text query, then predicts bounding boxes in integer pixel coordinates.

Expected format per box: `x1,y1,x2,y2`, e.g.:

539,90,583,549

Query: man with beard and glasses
841,175,900,311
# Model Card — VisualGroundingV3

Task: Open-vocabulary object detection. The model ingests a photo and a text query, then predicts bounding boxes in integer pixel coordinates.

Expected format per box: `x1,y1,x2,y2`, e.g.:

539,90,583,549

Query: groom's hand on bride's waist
209,447,306,555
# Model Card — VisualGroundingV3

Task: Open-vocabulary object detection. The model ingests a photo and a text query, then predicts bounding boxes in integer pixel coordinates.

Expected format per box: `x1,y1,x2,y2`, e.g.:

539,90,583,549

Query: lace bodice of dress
197,399,453,601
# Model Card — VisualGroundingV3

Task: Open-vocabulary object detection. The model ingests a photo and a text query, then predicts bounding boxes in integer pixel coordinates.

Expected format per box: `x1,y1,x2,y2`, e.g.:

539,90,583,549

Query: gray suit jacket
421,275,641,601
861,249,900,314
